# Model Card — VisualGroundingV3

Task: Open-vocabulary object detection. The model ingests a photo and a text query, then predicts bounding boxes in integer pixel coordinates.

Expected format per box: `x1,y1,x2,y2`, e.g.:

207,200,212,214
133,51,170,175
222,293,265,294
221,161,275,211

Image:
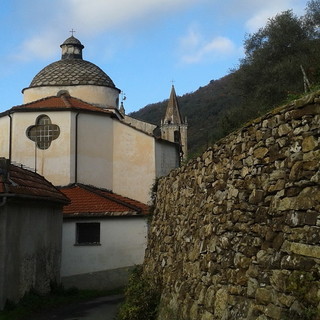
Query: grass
0,285,124,320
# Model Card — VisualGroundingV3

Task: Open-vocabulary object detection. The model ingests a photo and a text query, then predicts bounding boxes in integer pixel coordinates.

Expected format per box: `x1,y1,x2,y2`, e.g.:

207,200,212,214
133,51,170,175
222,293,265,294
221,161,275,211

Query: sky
0,0,308,114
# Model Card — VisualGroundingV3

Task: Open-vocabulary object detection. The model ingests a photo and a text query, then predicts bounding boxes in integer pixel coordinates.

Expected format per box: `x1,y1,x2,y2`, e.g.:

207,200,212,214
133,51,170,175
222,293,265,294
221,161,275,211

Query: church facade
0,36,181,204
0,35,187,288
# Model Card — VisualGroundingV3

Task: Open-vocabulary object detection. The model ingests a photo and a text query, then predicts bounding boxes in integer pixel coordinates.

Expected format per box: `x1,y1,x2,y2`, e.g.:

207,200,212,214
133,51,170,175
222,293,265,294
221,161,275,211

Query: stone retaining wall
144,92,320,319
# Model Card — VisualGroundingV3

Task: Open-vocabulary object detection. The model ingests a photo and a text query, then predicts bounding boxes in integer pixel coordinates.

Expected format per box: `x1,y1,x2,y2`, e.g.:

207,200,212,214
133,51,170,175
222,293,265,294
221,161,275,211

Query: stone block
278,123,292,136
256,287,273,305
270,270,290,291
282,240,320,259
278,294,295,307
249,189,264,204
201,311,214,320
302,135,318,152
280,254,315,270
254,147,269,159
247,277,258,297
214,288,229,319
204,285,216,311
264,303,284,319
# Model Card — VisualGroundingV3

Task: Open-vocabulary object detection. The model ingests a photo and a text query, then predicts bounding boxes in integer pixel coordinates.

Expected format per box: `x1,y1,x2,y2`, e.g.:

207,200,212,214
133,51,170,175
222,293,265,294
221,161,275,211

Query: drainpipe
75,112,80,184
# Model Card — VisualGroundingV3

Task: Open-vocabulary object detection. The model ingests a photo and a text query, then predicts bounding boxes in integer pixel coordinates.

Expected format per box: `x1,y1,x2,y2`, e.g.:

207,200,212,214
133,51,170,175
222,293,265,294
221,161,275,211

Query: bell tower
160,85,188,160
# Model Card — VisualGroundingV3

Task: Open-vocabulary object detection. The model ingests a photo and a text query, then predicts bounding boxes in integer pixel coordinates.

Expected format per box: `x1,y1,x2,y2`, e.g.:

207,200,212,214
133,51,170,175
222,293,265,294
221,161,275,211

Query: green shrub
117,265,161,320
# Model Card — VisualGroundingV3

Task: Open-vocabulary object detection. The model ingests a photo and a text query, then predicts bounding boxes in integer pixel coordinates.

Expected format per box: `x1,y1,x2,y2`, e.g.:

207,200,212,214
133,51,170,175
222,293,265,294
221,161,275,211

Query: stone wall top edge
216,89,320,142
158,90,320,184
207,89,320,152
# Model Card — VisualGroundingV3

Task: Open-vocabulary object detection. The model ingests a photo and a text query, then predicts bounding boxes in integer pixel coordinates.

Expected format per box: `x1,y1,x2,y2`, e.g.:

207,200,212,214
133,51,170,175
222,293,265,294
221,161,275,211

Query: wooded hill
130,1,320,158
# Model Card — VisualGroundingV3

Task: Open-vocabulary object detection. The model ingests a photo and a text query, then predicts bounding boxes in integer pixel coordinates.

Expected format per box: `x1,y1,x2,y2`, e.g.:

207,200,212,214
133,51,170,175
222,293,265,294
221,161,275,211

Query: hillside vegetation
130,1,320,158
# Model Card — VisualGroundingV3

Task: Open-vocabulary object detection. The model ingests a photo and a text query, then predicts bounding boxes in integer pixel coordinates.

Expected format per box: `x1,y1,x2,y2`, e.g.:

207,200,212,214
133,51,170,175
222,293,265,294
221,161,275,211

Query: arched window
26,115,60,150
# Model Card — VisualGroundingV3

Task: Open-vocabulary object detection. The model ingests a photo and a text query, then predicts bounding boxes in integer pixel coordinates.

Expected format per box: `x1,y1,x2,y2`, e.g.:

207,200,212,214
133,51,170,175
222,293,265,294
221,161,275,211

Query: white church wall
60,217,147,289
10,111,74,185
113,121,156,204
77,113,113,190
0,117,10,158
23,85,119,108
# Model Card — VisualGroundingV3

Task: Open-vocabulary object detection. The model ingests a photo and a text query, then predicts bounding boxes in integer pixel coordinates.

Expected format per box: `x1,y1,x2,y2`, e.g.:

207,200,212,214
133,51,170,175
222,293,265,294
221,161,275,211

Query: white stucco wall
60,217,147,277
77,113,113,190
9,111,73,185
23,85,119,108
155,140,180,177
0,116,10,158
113,121,156,204
3,110,115,188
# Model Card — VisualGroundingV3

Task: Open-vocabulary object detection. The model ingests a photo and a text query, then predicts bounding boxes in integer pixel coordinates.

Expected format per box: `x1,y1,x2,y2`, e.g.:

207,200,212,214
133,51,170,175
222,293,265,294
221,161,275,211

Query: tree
235,8,320,111
305,0,320,37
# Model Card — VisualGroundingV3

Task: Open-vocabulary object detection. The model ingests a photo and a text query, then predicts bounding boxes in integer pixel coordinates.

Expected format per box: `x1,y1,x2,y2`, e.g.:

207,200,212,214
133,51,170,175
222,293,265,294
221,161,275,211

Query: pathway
32,294,124,320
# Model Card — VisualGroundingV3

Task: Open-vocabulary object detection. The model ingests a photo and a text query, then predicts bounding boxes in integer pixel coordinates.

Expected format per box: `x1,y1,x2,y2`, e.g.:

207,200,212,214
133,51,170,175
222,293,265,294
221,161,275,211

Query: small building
59,184,149,289
0,158,69,310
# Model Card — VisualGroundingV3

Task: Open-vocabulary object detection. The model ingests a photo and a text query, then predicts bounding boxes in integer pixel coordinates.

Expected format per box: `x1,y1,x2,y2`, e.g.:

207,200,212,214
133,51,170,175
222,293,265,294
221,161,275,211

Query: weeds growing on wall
148,178,159,224
117,265,161,320
285,271,319,320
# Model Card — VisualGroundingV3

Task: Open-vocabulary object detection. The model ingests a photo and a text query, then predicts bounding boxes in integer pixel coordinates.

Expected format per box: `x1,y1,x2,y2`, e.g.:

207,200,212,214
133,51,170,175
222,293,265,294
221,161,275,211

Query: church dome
29,36,116,89
29,59,116,88
23,35,121,107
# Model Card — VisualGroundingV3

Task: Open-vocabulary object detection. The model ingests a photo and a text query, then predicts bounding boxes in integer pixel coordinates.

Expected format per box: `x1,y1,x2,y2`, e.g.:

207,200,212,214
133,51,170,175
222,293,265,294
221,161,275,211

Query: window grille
26,115,60,150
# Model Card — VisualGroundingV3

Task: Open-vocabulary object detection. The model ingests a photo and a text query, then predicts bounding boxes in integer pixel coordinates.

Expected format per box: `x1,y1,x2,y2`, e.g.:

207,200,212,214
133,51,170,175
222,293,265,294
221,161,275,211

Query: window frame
75,222,101,246
26,114,60,150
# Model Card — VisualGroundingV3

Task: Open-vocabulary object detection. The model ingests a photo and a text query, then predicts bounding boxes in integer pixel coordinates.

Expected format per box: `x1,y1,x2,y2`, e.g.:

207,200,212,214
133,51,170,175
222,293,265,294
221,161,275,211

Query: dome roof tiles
29,58,116,88
61,36,84,47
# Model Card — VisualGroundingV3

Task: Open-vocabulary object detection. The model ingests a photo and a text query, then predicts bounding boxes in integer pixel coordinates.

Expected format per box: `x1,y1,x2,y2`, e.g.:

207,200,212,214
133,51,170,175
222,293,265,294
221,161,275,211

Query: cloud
13,33,61,62
66,0,200,34
242,0,306,32
179,27,236,64
179,27,201,49
9,0,305,64
12,0,201,62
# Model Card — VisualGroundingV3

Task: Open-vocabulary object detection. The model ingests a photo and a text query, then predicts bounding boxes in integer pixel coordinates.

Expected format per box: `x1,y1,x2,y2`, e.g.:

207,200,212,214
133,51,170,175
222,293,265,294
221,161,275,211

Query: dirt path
32,294,124,320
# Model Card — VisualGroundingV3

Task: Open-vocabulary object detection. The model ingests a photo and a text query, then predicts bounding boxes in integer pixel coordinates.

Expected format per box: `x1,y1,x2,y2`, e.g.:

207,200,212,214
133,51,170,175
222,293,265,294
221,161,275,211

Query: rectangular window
75,222,100,245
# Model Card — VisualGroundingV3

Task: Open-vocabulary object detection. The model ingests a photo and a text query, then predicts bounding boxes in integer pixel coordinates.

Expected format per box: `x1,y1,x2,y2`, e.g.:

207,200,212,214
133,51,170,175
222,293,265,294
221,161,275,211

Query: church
0,35,187,289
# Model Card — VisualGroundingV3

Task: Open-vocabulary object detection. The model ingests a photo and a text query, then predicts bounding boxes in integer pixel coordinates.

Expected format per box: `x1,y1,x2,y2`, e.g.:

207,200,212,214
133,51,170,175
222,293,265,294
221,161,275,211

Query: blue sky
0,0,307,113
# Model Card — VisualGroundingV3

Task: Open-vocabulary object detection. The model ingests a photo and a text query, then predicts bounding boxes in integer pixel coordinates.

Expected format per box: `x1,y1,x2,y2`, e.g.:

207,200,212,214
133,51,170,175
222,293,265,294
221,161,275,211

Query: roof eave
0,193,69,205
63,212,147,219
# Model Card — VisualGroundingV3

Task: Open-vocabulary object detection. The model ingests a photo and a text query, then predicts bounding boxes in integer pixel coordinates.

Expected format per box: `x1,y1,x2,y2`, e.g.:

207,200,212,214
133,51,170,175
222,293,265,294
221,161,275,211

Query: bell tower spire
161,85,188,160
163,85,183,125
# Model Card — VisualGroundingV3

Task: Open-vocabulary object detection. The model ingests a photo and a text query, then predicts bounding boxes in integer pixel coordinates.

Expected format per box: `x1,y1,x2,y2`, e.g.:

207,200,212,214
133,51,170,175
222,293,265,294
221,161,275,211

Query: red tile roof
0,158,69,204
59,184,149,218
9,94,115,115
